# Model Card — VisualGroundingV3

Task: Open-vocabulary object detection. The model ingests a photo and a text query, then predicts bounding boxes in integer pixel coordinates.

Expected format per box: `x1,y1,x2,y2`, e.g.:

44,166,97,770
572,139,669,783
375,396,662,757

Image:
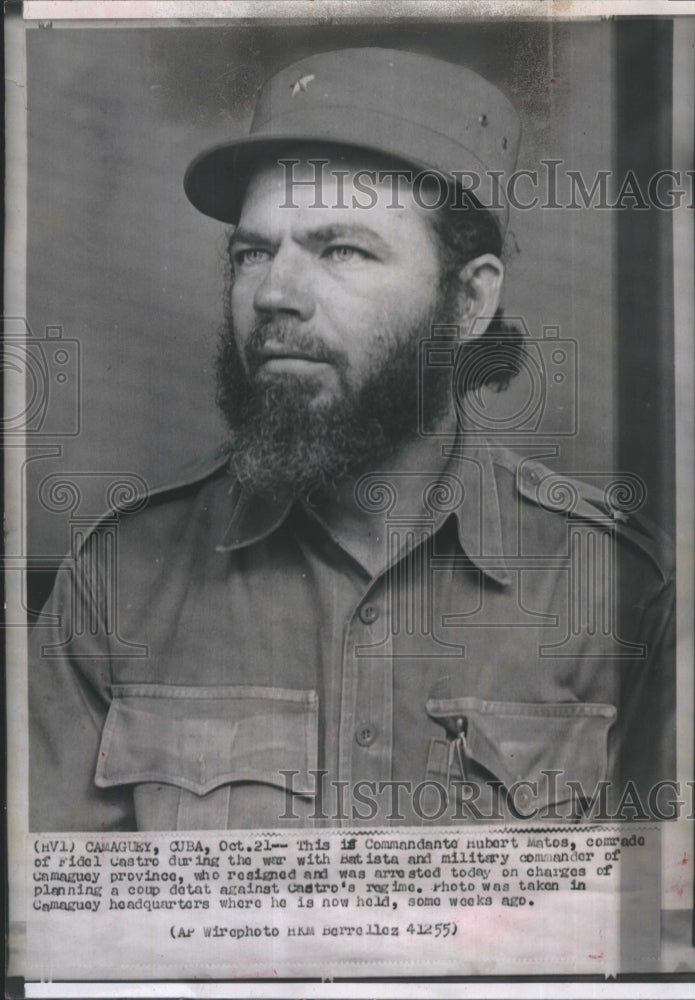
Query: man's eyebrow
300,224,390,252
228,227,277,250
229,223,391,253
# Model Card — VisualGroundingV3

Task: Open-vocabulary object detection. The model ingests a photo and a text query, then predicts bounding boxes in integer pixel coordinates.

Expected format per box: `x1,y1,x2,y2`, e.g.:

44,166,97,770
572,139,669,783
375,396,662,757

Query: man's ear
455,254,505,340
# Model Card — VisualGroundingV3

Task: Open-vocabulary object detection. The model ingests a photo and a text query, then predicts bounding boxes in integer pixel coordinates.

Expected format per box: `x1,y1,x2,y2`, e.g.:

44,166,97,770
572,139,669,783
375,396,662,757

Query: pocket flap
95,684,318,796
426,696,616,806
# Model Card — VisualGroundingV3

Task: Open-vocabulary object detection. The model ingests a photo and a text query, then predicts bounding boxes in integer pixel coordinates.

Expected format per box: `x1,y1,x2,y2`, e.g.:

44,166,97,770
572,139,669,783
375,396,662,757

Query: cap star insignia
290,74,315,96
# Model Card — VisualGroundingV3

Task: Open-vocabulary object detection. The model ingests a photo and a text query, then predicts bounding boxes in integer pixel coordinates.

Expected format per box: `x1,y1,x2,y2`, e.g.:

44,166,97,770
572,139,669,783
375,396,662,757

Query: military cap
184,47,521,231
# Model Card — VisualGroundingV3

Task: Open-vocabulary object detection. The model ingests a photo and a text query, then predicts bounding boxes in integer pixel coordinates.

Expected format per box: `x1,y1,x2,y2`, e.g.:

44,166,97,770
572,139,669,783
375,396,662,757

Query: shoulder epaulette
494,450,674,583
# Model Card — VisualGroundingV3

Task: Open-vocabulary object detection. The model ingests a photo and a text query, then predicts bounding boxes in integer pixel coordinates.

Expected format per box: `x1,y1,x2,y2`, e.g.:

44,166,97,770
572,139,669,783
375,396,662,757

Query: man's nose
252,246,316,321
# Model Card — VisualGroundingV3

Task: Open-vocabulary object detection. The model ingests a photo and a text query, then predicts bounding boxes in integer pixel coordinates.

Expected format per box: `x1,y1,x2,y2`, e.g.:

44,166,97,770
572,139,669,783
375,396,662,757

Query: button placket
339,581,393,825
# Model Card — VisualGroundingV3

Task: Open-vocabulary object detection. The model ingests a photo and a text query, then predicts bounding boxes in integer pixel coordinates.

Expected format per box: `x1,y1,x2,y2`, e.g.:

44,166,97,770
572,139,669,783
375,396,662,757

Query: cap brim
184,134,331,225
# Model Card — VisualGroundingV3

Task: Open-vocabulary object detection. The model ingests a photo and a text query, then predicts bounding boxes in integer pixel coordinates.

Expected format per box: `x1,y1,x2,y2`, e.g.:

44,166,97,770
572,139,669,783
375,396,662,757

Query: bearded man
29,48,674,831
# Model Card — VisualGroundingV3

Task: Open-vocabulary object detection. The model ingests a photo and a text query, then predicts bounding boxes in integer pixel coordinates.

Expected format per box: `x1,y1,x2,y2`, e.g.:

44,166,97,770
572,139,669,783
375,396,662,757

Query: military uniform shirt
29,441,675,831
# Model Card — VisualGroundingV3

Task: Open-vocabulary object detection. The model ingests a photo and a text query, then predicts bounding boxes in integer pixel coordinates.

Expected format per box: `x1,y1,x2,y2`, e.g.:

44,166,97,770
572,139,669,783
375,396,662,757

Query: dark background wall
615,19,675,537
22,19,671,606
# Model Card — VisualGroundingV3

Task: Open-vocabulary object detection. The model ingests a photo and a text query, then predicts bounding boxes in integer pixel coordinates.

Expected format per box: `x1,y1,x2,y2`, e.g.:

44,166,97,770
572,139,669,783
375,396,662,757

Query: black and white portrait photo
5,0,694,989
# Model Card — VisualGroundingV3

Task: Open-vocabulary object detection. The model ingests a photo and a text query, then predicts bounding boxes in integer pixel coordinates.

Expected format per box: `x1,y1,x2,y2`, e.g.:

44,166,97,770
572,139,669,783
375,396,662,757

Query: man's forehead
238,145,440,225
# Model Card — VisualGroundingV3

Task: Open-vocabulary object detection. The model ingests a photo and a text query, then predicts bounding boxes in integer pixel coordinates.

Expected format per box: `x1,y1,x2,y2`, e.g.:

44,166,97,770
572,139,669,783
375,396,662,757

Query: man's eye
234,248,270,267
324,245,371,263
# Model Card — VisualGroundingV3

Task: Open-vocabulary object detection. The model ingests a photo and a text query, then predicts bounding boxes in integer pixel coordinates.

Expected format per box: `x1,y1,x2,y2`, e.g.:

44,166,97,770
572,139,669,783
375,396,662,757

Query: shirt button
359,603,379,625
355,722,378,747
515,786,534,809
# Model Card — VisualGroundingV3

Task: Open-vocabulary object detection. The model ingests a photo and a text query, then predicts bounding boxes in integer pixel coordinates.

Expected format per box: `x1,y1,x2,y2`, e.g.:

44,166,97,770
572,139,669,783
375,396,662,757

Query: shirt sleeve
29,531,136,832
618,567,677,806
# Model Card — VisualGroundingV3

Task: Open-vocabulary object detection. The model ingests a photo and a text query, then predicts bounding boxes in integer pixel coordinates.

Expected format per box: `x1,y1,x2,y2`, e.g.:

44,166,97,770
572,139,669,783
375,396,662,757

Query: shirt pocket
95,684,318,830
425,696,616,816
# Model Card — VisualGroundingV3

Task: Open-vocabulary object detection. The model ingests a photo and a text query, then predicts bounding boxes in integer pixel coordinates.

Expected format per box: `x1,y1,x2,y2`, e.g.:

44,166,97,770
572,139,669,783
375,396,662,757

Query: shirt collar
216,480,294,551
443,441,511,587
216,441,510,587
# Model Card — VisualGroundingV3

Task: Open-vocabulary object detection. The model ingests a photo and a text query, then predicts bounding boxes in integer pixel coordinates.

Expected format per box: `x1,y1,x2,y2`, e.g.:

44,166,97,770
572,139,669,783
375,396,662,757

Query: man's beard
215,298,456,497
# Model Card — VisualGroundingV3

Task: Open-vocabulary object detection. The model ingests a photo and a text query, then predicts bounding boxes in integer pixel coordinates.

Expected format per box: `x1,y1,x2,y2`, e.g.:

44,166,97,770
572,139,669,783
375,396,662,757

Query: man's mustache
244,319,348,373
